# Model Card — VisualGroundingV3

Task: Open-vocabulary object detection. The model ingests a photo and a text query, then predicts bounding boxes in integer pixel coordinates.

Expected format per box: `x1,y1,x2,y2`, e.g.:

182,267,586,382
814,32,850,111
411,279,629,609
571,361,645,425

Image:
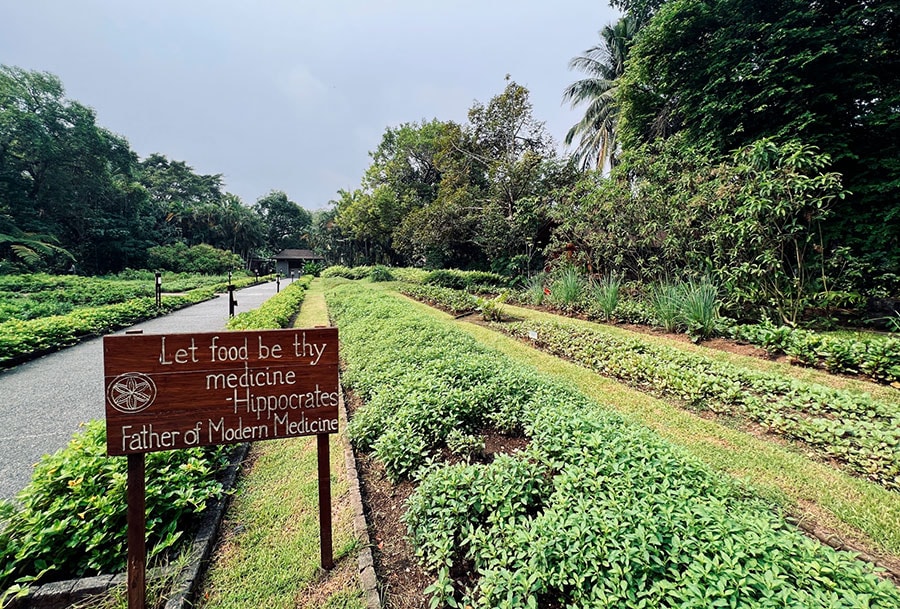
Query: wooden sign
103,328,339,456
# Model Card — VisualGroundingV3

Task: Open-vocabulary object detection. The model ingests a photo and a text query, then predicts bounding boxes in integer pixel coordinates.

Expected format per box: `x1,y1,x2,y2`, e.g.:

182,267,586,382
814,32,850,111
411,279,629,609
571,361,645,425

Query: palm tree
563,17,636,171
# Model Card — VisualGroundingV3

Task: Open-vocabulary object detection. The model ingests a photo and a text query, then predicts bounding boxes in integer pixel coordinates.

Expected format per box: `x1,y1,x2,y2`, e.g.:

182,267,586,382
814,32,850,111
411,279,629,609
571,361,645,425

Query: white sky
1,1,620,210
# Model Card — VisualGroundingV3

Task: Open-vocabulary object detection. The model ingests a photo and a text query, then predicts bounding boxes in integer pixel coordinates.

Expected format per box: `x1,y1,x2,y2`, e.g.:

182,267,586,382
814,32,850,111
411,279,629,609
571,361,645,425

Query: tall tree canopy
563,16,636,170
0,65,150,272
253,190,312,254
617,0,900,278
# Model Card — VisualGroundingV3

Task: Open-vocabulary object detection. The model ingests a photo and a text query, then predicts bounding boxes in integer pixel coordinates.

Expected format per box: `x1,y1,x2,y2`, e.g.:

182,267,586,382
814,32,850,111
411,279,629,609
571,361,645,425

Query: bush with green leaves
320,265,373,280
424,269,508,290
368,265,394,282
0,422,228,593
147,243,243,275
502,318,900,491
327,282,900,608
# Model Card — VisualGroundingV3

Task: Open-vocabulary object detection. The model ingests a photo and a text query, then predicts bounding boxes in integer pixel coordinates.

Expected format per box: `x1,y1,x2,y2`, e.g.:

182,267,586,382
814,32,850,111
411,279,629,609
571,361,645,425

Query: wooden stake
127,453,146,609
317,433,334,570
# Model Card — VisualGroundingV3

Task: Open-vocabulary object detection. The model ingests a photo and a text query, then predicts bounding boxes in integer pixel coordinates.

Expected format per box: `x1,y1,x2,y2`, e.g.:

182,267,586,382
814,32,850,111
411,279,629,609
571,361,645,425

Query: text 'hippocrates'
103,328,339,456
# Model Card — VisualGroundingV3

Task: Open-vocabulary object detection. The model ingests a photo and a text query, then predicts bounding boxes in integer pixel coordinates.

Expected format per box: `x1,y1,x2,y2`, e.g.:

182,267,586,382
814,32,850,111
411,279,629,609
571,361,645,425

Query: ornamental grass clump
589,273,621,321
678,277,720,340
547,266,585,310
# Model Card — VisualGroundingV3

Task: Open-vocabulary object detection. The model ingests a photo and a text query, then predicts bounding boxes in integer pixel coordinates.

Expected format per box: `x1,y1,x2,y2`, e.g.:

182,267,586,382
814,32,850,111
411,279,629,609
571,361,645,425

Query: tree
616,0,900,283
253,190,312,254
562,16,636,170
0,65,151,273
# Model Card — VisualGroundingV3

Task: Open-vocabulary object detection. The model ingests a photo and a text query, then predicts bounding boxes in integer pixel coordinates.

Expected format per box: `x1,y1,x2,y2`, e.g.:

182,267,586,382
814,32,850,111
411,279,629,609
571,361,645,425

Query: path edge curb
339,384,382,609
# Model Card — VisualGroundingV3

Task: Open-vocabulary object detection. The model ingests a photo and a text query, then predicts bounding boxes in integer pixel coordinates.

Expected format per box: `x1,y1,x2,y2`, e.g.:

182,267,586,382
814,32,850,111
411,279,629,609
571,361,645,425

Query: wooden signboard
103,328,339,455
104,327,339,608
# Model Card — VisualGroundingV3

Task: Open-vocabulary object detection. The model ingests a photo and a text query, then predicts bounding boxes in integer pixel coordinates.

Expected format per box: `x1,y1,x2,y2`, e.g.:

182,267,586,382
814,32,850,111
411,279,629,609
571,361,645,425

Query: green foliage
0,421,227,592
397,284,477,316
0,274,256,365
616,0,900,286
227,276,310,330
476,291,508,322
677,277,720,340
649,282,681,332
328,281,900,608
368,265,394,282
319,265,373,280
547,266,585,310
550,137,848,322
589,273,621,321
503,319,900,491
302,261,323,277
253,190,312,254
728,321,900,385
147,243,243,274
445,429,485,463
424,269,507,291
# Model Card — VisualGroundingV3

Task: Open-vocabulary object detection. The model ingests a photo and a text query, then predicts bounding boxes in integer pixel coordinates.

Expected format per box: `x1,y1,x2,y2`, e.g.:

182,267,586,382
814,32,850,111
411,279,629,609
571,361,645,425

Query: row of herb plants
321,264,508,291
0,421,230,597
499,318,900,491
0,275,263,366
728,320,900,385
426,271,900,385
227,275,311,330
397,283,478,316
326,282,900,608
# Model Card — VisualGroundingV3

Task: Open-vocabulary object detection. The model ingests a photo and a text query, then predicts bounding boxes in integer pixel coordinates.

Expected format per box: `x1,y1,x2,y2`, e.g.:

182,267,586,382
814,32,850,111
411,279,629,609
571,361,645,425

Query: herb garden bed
327,281,900,609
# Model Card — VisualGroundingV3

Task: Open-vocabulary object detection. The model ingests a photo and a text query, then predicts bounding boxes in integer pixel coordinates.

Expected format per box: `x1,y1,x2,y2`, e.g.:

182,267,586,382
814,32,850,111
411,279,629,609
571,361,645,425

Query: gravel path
0,280,283,502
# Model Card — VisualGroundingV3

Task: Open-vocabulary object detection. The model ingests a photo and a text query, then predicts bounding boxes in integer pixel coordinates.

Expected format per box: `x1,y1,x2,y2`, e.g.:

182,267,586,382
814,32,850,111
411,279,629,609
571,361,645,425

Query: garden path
0,280,285,502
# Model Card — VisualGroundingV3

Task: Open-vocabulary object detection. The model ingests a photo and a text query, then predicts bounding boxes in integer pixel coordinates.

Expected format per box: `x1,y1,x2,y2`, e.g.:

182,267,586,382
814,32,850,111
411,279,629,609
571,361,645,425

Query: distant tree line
0,65,317,274
331,0,899,322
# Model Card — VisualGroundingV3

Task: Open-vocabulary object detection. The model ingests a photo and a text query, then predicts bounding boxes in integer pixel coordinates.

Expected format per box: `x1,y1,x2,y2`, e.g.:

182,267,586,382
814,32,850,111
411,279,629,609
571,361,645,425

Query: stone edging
338,386,382,609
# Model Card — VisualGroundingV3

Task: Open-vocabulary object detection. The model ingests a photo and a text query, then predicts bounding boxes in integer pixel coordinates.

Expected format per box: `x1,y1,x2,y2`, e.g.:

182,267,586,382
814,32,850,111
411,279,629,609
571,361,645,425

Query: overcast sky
2,1,619,210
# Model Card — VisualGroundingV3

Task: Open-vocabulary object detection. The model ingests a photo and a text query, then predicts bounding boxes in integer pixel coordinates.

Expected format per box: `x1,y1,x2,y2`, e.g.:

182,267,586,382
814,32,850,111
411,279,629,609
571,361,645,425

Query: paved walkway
0,280,284,502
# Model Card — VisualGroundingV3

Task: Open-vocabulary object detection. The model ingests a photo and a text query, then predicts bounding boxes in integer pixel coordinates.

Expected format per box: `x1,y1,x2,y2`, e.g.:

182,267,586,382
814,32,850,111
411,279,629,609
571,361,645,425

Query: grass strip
196,277,364,609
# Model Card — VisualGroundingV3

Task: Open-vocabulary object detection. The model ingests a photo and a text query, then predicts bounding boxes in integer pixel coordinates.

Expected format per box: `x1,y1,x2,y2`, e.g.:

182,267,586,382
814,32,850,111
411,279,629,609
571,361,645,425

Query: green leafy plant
476,291,508,322
547,266,585,310
368,265,395,282
678,277,720,340
0,422,227,593
649,282,681,332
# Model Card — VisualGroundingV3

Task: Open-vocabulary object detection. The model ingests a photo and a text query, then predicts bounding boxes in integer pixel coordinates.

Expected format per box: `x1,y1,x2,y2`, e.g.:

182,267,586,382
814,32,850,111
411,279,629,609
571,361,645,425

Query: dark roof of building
273,249,324,260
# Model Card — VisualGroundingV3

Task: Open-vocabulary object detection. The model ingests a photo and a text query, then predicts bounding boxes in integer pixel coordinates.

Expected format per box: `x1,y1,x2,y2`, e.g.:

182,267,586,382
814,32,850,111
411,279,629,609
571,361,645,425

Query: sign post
104,327,340,607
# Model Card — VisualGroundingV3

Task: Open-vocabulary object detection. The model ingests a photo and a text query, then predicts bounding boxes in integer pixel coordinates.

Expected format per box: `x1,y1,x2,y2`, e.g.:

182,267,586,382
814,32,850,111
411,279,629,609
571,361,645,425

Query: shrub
369,265,395,282
147,243,242,275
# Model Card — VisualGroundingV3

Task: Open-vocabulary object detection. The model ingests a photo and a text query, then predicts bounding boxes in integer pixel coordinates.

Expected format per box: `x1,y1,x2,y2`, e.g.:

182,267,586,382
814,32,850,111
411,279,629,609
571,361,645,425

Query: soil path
0,280,285,502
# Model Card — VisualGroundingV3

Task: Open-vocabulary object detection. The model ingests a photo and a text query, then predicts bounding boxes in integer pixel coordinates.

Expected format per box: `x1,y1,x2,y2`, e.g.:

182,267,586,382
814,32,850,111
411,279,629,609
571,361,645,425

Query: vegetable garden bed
327,281,900,609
